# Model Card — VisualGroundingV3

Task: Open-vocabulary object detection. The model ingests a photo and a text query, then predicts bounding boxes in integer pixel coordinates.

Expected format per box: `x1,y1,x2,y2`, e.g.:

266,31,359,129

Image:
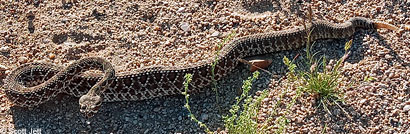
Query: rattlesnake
3,17,398,117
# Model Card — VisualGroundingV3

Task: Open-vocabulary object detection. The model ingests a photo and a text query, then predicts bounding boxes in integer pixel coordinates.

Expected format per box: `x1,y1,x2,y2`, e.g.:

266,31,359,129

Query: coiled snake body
3,17,398,117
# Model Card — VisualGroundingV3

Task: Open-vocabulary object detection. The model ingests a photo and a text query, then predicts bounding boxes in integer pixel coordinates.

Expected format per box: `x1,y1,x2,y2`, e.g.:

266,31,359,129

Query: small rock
125,117,130,122
18,56,28,63
296,117,303,122
359,99,367,104
144,129,151,134
178,116,182,120
132,120,138,125
42,38,50,44
0,64,7,71
177,7,185,13
385,54,392,59
403,105,410,112
0,107,6,113
211,31,220,37
49,53,56,59
164,40,171,46
180,22,190,32
321,47,327,52
262,98,269,103
200,114,209,121
0,46,10,53
404,24,409,31
255,91,263,96
153,107,161,112
153,26,161,31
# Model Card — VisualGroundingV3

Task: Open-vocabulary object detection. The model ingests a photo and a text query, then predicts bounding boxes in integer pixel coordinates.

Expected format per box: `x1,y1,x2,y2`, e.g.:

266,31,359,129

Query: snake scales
2,17,398,117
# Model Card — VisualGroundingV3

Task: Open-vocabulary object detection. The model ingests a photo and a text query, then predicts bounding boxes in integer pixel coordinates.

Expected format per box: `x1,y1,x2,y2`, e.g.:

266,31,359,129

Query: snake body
2,17,397,116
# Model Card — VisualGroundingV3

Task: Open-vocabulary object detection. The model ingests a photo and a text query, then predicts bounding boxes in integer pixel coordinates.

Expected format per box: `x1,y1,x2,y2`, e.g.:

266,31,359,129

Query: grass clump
283,39,353,118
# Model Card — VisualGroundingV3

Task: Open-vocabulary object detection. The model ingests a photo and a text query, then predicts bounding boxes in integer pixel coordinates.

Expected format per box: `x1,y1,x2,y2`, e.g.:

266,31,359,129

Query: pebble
125,117,130,122
0,107,6,113
0,46,10,53
404,24,409,31
49,53,56,59
132,120,138,125
262,98,269,103
144,129,151,134
200,114,209,121
177,7,185,13
180,22,190,32
42,38,50,44
0,64,6,71
255,91,263,96
153,107,161,112
384,54,392,59
178,116,182,121
18,56,28,63
211,31,220,37
403,105,410,112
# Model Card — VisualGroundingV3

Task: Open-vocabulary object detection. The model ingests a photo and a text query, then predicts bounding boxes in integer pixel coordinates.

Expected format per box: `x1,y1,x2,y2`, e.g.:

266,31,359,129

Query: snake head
79,94,102,118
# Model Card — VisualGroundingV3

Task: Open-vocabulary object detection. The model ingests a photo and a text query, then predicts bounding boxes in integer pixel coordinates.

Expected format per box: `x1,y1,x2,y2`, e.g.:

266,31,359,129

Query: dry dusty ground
0,0,409,133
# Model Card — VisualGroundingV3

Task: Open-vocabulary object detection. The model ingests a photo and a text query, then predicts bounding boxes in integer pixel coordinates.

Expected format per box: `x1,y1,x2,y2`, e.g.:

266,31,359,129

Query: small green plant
183,71,270,134
321,123,328,134
182,73,211,133
223,71,272,134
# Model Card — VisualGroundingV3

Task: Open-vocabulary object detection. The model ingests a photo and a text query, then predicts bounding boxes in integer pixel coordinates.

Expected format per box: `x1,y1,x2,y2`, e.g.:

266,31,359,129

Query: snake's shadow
9,30,398,133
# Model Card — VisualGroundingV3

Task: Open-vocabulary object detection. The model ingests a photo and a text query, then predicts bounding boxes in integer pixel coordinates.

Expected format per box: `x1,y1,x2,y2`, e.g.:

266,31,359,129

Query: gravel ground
0,0,409,133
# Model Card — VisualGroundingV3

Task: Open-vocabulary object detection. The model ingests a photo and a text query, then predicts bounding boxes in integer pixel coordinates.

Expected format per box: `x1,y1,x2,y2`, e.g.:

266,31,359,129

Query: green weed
223,71,269,134
182,73,211,133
